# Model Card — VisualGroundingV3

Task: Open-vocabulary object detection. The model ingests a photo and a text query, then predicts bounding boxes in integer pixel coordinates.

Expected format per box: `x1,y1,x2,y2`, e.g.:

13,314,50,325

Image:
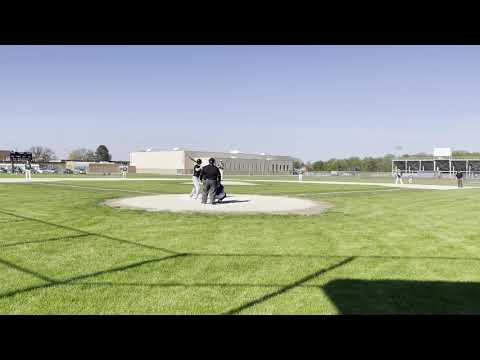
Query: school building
130,149,295,175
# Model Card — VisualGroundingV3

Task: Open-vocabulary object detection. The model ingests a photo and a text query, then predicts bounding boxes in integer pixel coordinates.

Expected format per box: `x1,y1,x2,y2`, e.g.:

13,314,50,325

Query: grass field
1,176,480,314
2,172,477,186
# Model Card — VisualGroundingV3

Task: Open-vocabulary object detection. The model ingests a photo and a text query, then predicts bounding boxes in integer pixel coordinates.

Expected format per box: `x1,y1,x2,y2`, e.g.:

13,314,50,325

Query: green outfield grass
2,172,476,187
0,172,176,179
1,178,480,314
231,175,477,186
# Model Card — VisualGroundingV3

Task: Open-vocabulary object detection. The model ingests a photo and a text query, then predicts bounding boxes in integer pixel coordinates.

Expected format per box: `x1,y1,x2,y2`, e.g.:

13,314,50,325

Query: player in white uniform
298,170,303,181
25,161,32,182
395,170,403,184
218,160,225,181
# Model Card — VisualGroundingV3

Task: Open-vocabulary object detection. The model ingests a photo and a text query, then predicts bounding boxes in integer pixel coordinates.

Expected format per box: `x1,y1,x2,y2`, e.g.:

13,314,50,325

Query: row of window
221,161,290,172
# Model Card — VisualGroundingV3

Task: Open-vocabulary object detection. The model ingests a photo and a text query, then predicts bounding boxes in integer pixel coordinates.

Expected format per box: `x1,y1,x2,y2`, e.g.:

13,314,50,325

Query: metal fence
304,171,392,177
305,171,480,180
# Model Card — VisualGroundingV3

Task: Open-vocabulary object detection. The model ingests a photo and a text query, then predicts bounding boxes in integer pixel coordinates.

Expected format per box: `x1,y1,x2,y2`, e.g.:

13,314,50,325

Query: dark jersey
193,164,201,177
456,172,463,179
200,164,221,181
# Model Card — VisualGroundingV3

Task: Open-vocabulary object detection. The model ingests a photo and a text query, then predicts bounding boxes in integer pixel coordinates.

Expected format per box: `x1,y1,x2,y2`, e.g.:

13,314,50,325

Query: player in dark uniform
200,158,221,204
121,164,128,179
189,158,202,199
456,170,464,188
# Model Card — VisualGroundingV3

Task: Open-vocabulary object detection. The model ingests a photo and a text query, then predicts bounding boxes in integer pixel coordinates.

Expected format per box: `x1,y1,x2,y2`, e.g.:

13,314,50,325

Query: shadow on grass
0,208,178,255
0,219,28,224
0,257,57,283
323,279,480,314
223,257,355,314
0,253,188,300
0,233,90,248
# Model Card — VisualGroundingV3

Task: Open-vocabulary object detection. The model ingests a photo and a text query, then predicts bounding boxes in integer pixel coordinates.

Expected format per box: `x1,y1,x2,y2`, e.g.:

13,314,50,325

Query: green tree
95,145,112,162
292,159,303,169
68,148,96,161
324,159,337,171
344,157,361,171
364,157,379,171
312,160,325,171
452,150,480,158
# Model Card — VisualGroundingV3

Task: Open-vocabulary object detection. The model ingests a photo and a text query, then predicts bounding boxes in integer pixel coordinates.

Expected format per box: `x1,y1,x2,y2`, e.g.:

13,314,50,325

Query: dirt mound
105,194,330,215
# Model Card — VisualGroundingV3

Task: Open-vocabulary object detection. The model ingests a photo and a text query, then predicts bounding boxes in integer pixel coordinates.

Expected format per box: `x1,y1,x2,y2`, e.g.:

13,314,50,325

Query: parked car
63,169,74,174
74,168,87,175
0,167,8,173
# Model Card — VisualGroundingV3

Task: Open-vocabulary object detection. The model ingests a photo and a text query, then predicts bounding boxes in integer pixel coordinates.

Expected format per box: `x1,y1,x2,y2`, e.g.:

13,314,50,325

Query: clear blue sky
1,45,480,162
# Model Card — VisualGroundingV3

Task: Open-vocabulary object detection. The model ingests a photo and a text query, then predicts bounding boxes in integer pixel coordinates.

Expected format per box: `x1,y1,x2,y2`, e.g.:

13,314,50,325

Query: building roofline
131,149,295,160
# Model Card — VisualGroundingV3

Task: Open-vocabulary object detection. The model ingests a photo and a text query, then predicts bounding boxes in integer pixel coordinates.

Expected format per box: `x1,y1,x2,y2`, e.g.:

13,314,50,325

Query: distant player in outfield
25,161,32,182
456,170,464,188
121,165,128,179
298,169,303,181
395,169,403,184
408,173,413,184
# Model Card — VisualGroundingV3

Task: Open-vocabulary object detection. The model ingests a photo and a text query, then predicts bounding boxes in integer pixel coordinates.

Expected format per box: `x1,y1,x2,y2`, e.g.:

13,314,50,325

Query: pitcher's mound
106,194,330,215
180,181,257,186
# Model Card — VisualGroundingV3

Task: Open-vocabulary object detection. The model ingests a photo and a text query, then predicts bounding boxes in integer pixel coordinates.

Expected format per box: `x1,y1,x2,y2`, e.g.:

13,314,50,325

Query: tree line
297,150,480,172
307,155,396,172
23,145,112,162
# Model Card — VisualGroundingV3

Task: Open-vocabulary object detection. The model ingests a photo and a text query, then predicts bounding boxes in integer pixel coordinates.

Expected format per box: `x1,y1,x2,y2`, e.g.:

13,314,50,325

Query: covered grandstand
392,148,480,176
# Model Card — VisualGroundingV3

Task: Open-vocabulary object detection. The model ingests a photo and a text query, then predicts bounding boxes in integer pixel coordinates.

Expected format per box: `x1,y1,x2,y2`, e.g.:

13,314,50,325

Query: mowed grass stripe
0,233,90,249
34,182,160,195
0,253,186,301
0,208,179,255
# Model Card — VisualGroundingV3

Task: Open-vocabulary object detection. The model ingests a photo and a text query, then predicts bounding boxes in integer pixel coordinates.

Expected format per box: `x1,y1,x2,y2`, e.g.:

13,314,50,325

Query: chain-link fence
304,171,392,177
